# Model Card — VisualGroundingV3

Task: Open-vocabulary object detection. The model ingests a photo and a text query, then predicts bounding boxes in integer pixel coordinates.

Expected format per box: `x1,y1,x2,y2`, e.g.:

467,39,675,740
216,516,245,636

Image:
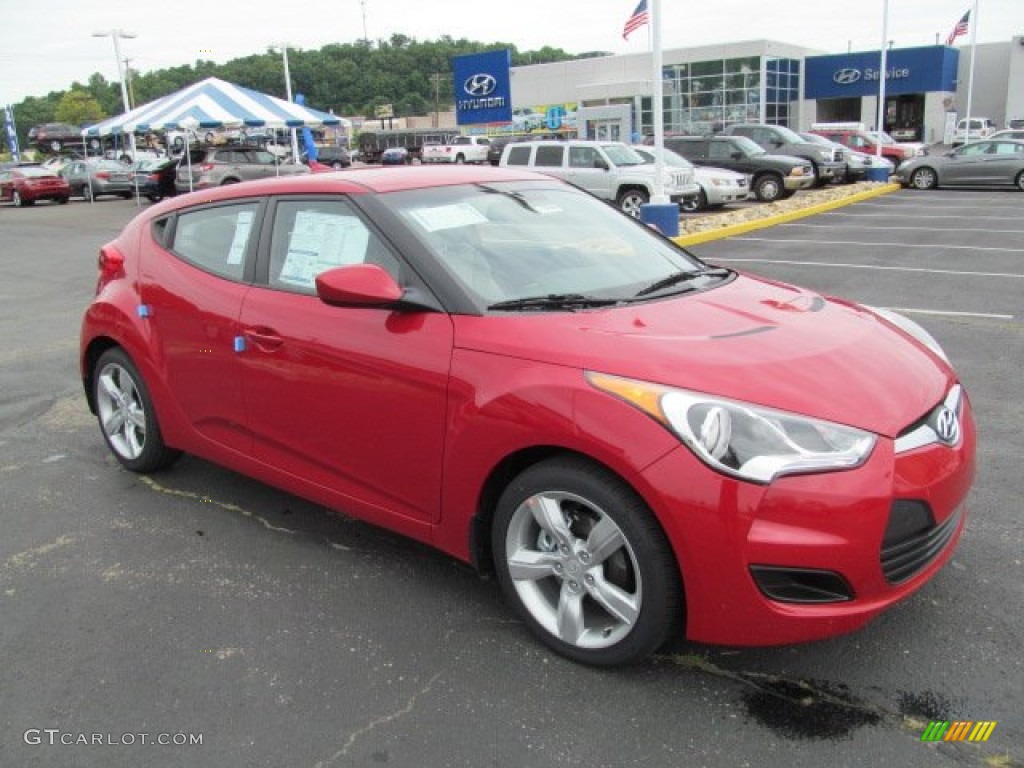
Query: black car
27,123,83,153
131,158,180,202
664,135,815,202
303,146,351,168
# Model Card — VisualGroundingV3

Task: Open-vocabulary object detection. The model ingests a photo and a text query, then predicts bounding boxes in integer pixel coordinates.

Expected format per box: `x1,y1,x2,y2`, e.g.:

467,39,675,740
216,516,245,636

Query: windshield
773,126,804,144
602,144,645,166
729,136,765,156
380,181,714,311
635,147,694,169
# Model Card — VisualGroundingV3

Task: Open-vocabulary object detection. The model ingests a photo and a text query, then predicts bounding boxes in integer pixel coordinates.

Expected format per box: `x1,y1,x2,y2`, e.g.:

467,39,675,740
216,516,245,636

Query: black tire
616,187,649,218
811,163,829,188
455,153,466,164
58,197,69,204
92,347,181,473
1015,171,1024,192
331,160,344,169
910,167,938,190
492,456,682,666
753,173,784,202
220,178,240,185
681,189,708,213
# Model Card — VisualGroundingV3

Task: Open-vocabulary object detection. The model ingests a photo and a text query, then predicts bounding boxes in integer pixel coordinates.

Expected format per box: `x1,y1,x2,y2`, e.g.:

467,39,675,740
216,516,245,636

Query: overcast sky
1,0,1021,107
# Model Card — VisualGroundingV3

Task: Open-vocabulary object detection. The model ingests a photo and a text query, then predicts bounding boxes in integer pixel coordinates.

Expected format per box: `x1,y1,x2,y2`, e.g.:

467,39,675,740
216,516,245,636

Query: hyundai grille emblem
464,74,497,97
833,68,862,85
933,406,960,445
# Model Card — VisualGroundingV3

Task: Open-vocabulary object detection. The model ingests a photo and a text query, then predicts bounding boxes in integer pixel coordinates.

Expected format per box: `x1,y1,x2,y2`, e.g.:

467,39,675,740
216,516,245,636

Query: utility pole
430,73,443,128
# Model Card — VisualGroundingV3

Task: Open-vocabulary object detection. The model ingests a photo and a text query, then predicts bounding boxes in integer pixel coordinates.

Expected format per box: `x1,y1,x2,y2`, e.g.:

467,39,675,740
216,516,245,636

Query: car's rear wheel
1015,171,1024,192
93,348,181,473
910,167,938,190
616,188,649,218
492,457,681,666
753,173,784,202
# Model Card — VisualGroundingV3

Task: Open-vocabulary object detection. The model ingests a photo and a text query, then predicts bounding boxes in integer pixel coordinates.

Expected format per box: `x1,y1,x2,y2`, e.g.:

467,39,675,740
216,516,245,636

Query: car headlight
586,372,877,484
864,306,949,364
818,150,832,160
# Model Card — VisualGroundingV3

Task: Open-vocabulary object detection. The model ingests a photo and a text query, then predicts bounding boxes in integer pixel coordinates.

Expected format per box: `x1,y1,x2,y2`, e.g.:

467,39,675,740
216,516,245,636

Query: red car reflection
80,167,975,666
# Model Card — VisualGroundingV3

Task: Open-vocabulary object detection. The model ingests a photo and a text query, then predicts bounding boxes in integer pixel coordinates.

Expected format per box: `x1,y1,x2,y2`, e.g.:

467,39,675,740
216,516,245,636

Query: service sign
453,50,512,126
804,46,958,100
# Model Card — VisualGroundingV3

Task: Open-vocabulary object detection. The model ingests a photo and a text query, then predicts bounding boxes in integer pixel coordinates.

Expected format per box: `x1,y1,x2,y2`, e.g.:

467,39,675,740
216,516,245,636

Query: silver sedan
894,139,1024,190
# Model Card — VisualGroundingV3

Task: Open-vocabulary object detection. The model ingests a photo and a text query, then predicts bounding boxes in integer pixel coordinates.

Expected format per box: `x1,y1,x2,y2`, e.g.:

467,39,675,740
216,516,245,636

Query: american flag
946,10,969,46
622,0,650,40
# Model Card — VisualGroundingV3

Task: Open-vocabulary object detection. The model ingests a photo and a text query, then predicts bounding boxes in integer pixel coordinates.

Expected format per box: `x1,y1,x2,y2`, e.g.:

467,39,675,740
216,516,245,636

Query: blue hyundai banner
4,104,20,161
453,50,512,126
805,46,957,99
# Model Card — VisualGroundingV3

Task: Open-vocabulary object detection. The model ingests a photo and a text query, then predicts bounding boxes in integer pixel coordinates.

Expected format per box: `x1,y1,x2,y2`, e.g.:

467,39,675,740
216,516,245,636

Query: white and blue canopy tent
80,76,349,196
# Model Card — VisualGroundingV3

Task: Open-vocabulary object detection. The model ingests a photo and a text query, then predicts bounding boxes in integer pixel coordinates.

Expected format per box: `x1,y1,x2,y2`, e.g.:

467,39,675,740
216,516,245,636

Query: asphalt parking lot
1,190,1021,768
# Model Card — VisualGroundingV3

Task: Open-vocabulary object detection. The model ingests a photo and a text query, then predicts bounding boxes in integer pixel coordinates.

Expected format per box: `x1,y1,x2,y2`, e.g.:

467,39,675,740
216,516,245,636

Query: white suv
500,140,699,217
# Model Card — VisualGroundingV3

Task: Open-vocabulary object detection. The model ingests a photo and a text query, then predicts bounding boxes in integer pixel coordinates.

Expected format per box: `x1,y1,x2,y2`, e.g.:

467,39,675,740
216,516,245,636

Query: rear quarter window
170,203,260,281
505,145,532,166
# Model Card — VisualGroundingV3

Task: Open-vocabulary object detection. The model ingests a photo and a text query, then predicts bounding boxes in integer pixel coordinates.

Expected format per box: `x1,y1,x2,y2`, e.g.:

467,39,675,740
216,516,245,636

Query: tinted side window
171,203,259,281
535,145,564,167
505,145,532,166
569,146,599,168
268,199,400,295
708,142,734,161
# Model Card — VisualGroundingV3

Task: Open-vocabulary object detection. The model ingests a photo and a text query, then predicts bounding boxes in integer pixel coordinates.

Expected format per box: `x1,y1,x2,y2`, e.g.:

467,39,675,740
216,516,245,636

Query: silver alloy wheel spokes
96,363,147,460
506,491,641,649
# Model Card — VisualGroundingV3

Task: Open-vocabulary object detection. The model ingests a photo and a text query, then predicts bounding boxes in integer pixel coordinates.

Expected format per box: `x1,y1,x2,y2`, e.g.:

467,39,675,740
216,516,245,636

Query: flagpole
651,0,667,204
874,0,889,159
964,0,979,143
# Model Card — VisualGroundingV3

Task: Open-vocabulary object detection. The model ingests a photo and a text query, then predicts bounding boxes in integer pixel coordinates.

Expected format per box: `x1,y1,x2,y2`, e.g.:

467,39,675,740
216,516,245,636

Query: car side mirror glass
315,264,404,307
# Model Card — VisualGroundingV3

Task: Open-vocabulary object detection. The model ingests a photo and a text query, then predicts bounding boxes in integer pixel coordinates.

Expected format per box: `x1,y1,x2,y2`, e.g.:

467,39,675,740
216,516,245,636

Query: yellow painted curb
672,182,903,247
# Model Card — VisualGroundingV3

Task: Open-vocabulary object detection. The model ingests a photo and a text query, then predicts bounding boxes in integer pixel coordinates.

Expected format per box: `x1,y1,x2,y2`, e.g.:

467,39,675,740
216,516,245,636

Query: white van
953,117,997,146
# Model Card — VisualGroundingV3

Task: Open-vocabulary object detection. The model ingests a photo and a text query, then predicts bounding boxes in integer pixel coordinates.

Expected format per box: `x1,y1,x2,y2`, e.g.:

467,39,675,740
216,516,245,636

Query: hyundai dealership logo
463,74,497,97
833,68,862,85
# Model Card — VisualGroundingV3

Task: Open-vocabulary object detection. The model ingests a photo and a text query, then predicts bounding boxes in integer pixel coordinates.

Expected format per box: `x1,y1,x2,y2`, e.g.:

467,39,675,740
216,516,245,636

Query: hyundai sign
453,50,512,125
805,46,958,99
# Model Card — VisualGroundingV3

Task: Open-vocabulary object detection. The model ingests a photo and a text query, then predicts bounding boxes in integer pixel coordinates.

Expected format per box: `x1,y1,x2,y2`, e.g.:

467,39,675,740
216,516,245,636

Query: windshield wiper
487,293,622,311
633,267,732,298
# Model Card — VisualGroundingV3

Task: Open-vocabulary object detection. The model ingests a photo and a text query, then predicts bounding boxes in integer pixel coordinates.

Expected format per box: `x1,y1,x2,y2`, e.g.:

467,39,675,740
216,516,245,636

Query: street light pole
92,28,139,201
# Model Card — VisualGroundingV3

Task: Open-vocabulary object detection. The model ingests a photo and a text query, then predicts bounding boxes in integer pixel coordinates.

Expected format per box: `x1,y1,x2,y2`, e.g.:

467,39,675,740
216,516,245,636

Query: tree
54,90,106,126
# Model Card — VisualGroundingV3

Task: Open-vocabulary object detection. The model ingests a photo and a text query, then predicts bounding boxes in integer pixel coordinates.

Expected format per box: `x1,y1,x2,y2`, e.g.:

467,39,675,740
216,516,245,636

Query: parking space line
881,307,1014,320
730,238,1024,253
779,223,1024,234
823,212,1020,219
714,257,1024,279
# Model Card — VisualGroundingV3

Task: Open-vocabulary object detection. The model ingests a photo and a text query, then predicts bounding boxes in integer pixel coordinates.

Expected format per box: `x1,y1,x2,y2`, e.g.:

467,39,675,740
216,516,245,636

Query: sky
1,0,1021,107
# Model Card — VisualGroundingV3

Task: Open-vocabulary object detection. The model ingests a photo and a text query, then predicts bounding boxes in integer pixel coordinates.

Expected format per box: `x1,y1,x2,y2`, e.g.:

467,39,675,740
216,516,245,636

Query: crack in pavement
312,672,442,768
139,476,297,534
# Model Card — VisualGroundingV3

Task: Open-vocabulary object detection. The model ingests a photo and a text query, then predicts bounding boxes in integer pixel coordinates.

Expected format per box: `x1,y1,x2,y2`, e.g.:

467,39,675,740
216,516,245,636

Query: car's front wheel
1015,171,1024,192
616,188,649,218
93,348,181,473
492,457,681,666
753,174,784,202
910,167,938,190
681,189,708,213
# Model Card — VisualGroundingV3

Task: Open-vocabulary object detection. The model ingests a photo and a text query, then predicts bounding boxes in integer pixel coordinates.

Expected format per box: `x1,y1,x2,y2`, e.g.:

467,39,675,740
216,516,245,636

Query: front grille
880,502,962,584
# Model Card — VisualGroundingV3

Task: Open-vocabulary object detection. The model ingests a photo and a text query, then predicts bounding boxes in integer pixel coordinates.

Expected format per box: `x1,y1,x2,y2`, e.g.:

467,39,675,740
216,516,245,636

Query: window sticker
226,210,254,265
408,203,489,233
278,210,369,288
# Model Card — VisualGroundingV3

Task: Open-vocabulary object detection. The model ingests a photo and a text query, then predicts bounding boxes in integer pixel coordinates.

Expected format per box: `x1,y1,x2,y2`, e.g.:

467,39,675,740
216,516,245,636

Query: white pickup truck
421,135,491,164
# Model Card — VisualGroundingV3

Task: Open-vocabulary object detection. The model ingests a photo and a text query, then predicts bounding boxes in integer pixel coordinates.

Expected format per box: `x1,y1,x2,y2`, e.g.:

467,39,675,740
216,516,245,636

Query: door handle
243,327,284,351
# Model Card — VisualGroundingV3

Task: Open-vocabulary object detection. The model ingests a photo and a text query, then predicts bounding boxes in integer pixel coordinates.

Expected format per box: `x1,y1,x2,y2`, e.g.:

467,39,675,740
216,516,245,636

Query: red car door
138,201,260,455
237,198,453,524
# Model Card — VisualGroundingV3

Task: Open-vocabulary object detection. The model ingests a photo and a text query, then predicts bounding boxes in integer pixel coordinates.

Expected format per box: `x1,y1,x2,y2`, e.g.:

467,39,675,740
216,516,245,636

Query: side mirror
315,264,403,307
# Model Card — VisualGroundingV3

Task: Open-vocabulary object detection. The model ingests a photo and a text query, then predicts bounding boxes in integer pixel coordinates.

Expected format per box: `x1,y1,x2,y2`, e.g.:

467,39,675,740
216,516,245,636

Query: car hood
452,273,952,437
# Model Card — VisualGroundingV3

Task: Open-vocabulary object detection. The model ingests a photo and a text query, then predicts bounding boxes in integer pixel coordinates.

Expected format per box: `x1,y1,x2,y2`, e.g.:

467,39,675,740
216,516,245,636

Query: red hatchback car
80,166,975,666
0,166,71,206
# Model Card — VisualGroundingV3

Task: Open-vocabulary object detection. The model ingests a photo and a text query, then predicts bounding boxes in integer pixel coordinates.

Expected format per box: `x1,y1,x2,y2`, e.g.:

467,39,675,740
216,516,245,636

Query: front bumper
784,174,816,191
639,387,977,646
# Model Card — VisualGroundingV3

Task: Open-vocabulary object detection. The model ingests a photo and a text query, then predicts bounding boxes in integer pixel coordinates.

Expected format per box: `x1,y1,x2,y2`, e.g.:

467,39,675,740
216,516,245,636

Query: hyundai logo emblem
833,68,862,85
932,406,960,445
464,74,497,97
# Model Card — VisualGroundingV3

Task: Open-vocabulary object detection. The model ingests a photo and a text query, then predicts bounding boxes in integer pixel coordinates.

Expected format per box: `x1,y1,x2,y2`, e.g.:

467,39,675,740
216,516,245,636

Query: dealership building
502,36,1024,144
